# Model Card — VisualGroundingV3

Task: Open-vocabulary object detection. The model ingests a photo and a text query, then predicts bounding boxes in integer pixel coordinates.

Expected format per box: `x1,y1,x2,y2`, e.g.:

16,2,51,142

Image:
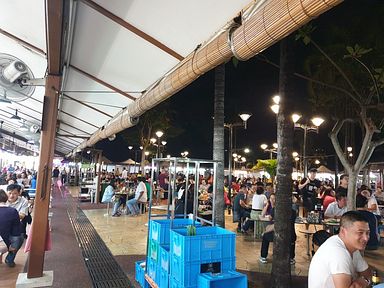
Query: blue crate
149,239,159,262
169,275,197,288
135,260,148,288
158,267,169,288
170,256,236,287
159,245,170,272
150,218,201,245
197,271,247,288
170,226,236,263
147,257,159,284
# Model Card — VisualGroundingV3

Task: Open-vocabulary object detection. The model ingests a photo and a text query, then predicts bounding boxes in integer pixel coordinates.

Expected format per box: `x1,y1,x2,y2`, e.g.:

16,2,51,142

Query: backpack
312,230,331,255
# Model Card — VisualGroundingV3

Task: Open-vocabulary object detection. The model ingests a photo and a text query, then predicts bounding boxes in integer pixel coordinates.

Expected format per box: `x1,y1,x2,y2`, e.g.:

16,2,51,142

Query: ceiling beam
60,110,99,129
80,0,184,61
63,92,114,118
56,134,90,139
59,119,92,135
69,65,136,101
0,27,46,56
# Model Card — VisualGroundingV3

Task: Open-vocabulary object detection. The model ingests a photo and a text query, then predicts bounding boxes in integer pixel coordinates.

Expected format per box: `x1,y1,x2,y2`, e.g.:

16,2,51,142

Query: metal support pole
228,125,233,200
303,126,308,177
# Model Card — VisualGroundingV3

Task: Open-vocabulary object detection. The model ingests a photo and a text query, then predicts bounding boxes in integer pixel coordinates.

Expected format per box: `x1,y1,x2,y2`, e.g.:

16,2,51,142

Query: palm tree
213,63,225,227
271,37,295,287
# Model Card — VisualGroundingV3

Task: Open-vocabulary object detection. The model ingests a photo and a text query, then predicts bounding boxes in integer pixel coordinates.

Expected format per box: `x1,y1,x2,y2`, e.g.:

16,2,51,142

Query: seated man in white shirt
308,211,372,288
324,192,348,219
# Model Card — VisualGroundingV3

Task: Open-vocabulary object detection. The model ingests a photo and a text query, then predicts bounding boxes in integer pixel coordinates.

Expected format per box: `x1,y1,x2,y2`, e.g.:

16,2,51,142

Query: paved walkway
1,186,383,288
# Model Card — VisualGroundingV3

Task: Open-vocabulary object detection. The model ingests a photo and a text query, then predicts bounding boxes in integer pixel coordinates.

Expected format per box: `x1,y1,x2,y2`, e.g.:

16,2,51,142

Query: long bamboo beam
69,0,343,155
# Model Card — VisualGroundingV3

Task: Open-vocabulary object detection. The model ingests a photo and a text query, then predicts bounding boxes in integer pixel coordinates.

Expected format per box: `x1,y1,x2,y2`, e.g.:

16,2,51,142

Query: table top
323,219,340,226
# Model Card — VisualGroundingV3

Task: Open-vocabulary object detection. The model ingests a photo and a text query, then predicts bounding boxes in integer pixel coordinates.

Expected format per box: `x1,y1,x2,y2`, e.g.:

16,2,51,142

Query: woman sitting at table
242,185,267,237
320,187,335,212
101,180,117,215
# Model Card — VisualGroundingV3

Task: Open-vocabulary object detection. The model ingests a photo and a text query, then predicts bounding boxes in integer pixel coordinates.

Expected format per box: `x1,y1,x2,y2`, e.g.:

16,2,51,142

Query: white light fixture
270,104,279,114
315,159,320,165
238,113,252,129
139,146,143,150
161,141,167,146
347,146,352,152
167,154,171,158
292,113,302,123
241,157,246,162
272,95,280,104
239,113,252,122
292,151,298,157
260,144,268,150
150,138,156,144
128,146,133,150
311,117,325,127
144,151,150,156
19,120,29,132
86,150,91,154
349,153,353,157
108,134,116,141
232,153,238,157
272,143,278,149
294,157,300,161
244,148,250,153
155,130,164,138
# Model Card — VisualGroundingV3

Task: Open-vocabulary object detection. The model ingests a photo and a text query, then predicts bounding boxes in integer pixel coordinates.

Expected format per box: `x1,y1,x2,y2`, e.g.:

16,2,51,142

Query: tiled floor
84,207,318,277
84,202,384,278
1,186,382,288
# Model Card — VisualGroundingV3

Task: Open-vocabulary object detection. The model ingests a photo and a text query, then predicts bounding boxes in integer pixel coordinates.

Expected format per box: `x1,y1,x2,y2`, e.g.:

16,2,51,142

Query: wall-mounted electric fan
0,53,37,103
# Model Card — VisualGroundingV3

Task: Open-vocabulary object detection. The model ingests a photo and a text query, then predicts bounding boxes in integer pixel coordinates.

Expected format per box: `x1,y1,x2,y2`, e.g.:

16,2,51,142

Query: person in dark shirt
356,193,379,250
232,184,251,232
298,168,321,216
335,174,348,196
0,189,22,267
259,208,297,264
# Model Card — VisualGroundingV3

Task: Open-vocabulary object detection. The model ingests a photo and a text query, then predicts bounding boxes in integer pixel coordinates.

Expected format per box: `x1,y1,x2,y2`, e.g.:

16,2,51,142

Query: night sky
97,0,384,169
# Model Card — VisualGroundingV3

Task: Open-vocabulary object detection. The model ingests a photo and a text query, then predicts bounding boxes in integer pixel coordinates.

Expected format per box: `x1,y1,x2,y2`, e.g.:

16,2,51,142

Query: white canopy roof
0,0,341,156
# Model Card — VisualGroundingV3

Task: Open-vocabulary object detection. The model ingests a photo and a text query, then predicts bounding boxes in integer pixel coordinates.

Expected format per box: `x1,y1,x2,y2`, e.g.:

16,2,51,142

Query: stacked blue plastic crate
137,219,247,287
135,260,149,288
146,219,201,286
169,226,237,288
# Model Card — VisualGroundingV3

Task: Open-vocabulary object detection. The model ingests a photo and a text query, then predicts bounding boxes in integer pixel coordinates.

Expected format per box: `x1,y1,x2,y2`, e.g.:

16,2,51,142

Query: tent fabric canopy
0,0,342,157
119,159,137,165
317,165,334,174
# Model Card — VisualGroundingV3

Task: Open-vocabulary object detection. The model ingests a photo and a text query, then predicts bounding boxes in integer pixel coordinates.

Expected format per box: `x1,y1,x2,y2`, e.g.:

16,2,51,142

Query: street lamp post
260,143,278,159
155,130,164,158
292,114,324,176
225,113,252,200
269,95,324,177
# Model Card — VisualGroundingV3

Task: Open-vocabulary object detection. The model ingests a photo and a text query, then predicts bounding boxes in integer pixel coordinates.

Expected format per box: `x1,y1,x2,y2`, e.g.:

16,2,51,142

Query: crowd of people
296,169,383,287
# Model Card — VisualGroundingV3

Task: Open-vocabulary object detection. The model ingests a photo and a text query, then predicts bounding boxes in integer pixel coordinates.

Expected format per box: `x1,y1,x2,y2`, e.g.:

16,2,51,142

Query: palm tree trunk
271,36,295,287
213,64,225,227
